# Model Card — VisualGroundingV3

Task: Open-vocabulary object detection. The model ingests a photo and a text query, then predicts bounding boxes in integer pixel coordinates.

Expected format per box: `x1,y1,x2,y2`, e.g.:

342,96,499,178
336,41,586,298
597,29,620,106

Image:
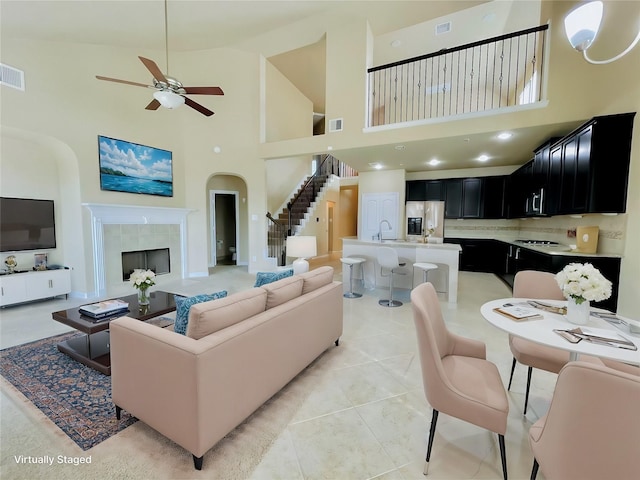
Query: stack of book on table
79,299,129,320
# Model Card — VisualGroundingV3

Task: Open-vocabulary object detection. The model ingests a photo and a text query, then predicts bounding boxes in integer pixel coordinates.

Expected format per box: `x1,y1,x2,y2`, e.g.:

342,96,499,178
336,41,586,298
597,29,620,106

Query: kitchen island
342,238,462,303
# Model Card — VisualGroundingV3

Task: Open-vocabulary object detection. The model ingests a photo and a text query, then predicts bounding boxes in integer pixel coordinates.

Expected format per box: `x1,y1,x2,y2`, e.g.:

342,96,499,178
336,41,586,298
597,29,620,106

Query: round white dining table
481,298,640,365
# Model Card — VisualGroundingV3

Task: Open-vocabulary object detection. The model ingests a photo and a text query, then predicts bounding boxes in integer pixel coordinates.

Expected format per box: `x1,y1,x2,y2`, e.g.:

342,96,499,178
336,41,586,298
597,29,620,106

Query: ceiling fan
95,0,223,117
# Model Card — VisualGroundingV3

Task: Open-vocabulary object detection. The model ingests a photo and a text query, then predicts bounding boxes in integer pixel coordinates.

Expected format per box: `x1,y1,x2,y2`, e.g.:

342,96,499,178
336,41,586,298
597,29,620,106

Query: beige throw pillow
262,276,304,309
186,288,267,340
300,266,334,295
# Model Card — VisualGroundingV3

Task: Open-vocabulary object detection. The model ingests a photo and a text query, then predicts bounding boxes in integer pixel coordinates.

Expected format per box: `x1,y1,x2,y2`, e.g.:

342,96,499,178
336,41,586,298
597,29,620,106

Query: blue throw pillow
254,269,294,287
173,291,227,336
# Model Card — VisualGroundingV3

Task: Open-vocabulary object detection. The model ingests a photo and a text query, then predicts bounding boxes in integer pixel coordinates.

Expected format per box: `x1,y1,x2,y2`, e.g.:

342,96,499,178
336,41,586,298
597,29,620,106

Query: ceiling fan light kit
153,90,185,109
564,0,640,65
95,0,223,116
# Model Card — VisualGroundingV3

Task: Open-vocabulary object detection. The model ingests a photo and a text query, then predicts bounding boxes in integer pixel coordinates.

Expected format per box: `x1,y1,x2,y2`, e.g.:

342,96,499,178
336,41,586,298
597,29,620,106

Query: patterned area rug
0,332,137,450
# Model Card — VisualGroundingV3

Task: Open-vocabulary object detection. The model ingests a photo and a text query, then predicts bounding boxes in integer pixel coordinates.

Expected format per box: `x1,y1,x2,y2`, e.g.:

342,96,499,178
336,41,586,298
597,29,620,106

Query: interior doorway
327,201,335,252
210,190,239,266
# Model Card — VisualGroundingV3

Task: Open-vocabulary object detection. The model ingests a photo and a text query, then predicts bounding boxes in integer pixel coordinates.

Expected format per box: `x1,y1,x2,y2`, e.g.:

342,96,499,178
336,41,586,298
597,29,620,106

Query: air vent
328,118,343,132
0,63,25,91
435,21,451,35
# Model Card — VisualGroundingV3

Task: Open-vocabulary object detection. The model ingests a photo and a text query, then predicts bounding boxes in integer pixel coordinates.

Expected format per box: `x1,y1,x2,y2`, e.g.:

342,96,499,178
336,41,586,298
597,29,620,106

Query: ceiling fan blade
145,99,161,111
138,56,168,84
96,75,150,88
183,86,224,96
184,97,214,117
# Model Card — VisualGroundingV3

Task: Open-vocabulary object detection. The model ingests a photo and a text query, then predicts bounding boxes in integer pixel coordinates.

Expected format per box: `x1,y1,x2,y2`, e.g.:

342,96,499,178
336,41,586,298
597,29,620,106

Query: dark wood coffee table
52,290,177,375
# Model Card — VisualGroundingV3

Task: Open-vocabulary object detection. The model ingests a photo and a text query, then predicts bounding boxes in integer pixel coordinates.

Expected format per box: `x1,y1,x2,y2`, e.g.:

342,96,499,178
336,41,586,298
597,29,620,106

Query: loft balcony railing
367,25,549,128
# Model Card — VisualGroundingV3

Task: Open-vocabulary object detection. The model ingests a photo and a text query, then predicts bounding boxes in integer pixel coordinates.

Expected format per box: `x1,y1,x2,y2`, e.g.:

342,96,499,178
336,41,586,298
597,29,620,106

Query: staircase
266,174,329,266
266,154,357,266
278,174,328,233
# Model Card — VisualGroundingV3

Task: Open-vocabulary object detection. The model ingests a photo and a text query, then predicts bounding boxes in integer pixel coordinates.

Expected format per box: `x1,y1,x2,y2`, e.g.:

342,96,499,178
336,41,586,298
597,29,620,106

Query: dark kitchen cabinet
425,180,445,201
482,176,507,218
462,178,483,218
444,178,482,219
547,143,563,215
549,112,635,215
445,238,504,273
510,245,621,312
530,138,561,215
532,138,560,189
506,161,532,218
406,180,425,201
405,180,444,201
444,179,463,218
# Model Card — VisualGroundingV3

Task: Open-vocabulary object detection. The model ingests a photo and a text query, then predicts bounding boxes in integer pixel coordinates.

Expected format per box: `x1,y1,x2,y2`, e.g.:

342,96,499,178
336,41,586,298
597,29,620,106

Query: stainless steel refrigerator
405,201,445,241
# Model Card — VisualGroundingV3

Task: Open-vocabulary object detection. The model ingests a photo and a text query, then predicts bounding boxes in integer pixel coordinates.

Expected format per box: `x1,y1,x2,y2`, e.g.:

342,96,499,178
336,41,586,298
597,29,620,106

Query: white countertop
504,240,621,258
446,236,621,258
342,238,462,251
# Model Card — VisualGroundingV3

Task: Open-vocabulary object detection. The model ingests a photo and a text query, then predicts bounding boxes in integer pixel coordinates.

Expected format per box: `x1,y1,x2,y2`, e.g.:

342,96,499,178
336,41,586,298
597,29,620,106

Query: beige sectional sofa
109,266,342,470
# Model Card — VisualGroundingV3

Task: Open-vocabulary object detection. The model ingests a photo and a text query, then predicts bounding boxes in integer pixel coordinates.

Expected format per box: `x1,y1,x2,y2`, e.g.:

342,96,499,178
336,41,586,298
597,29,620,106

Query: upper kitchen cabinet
548,112,636,215
483,176,507,219
409,176,505,219
506,161,532,218
444,178,482,218
532,138,561,189
406,180,444,201
406,180,425,201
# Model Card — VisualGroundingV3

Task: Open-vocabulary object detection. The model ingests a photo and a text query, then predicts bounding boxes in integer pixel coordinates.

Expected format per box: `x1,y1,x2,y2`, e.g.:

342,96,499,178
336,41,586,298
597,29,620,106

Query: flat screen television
98,135,173,197
0,197,57,252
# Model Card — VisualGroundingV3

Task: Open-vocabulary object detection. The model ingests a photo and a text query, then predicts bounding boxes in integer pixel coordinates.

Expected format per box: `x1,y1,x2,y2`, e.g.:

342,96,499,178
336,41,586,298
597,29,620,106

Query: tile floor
0,259,557,479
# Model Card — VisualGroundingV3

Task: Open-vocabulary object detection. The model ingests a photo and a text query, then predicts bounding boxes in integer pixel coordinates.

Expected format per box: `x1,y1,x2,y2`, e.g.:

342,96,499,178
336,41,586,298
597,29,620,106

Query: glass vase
566,297,590,325
137,288,150,306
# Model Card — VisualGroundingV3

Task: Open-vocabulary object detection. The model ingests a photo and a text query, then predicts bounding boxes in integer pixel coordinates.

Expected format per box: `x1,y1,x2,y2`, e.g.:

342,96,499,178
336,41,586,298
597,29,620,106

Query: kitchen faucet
378,219,392,241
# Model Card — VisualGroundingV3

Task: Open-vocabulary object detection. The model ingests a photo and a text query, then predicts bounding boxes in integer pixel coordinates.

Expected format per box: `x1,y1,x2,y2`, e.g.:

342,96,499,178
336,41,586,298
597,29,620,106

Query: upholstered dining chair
509,270,568,414
411,282,509,479
529,361,640,480
377,246,408,307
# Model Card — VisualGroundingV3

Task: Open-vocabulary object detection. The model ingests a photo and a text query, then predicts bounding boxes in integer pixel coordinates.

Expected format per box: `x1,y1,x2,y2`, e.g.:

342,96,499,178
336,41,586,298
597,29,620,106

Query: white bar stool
377,247,407,307
340,257,366,298
413,262,438,287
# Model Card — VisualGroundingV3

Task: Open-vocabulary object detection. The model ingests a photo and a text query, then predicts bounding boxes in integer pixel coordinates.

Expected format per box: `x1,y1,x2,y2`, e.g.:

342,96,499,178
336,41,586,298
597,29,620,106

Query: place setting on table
481,263,640,365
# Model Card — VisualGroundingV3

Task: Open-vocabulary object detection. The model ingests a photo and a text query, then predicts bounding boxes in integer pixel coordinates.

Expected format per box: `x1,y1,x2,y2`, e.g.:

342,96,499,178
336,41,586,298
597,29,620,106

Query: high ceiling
2,0,578,173
0,0,487,51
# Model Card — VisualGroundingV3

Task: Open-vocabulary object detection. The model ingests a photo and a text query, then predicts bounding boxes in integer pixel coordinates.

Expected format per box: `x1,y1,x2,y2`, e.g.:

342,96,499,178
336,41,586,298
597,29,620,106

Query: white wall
265,61,313,142
265,156,313,214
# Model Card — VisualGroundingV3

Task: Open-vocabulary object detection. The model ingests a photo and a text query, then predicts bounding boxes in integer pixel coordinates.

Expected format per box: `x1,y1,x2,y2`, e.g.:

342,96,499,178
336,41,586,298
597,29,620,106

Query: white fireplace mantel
83,203,194,294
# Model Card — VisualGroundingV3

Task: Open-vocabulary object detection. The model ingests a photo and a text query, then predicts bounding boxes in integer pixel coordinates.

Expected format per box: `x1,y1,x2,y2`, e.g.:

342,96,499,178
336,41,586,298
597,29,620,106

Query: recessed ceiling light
497,132,513,140
429,159,440,166
327,146,333,151
478,154,490,162
213,146,221,153
368,162,383,170
390,39,402,48
394,145,405,150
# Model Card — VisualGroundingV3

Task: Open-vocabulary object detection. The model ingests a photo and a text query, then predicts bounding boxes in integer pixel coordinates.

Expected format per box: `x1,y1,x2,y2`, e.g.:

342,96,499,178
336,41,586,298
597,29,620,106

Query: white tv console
0,269,71,307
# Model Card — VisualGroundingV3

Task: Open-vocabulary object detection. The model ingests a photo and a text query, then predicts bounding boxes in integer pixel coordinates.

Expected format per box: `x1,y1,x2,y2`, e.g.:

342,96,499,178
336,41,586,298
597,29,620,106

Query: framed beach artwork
97,135,173,197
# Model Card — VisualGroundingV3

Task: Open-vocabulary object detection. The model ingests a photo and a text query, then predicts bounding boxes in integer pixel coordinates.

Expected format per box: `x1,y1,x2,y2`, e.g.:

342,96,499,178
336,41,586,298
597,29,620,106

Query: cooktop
515,240,560,245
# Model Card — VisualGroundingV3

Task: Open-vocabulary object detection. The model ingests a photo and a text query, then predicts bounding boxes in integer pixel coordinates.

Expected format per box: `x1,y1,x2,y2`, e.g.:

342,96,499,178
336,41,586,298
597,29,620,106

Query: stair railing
286,154,337,236
266,212,287,266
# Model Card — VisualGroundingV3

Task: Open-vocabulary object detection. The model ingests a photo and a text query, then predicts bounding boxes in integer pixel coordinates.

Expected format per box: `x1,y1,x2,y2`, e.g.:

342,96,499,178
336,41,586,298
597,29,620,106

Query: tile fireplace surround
83,204,192,295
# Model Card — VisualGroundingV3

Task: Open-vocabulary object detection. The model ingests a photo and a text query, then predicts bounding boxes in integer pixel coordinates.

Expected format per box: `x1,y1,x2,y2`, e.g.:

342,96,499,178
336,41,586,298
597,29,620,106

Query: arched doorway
206,174,248,268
